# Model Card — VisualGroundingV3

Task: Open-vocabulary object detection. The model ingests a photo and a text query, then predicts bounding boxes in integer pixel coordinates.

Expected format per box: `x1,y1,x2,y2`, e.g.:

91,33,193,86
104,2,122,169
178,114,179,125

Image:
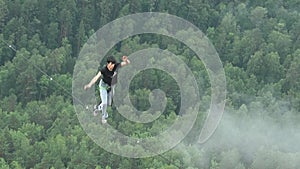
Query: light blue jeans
99,79,114,120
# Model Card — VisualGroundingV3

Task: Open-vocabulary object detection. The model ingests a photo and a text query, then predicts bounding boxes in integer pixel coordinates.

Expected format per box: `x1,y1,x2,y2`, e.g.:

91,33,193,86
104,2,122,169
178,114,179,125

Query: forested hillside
0,0,300,168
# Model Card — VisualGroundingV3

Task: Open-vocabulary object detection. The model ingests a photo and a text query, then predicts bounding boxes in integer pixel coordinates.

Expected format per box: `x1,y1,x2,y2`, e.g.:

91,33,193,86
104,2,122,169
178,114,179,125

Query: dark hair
107,56,116,64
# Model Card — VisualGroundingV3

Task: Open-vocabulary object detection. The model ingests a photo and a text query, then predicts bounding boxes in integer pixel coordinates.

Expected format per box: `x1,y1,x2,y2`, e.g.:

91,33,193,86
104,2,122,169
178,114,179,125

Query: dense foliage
0,0,299,168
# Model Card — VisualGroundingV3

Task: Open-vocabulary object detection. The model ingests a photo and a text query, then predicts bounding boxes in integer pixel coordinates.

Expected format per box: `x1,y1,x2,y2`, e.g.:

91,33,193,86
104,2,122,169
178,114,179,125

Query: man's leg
100,87,108,123
108,85,116,106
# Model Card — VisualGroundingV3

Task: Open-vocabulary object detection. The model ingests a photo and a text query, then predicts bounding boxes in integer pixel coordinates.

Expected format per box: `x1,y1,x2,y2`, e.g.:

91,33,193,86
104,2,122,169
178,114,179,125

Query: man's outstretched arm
84,71,102,90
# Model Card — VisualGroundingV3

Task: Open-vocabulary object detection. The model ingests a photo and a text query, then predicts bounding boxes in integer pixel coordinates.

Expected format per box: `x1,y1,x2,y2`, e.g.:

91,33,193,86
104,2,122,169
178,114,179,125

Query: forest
0,0,300,168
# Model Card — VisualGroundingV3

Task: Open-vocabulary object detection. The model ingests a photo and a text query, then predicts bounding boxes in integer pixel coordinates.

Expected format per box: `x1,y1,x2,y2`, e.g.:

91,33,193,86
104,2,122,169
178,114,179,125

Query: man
84,56,130,123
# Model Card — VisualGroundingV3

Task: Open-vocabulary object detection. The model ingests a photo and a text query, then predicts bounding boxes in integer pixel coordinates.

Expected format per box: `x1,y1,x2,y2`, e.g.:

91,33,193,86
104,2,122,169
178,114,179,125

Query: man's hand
121,55,130,67
122,55,128,62
84,84,91,90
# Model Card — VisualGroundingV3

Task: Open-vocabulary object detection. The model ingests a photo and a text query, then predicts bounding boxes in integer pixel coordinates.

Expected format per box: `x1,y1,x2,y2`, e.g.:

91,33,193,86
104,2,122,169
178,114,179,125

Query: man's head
106,56,116,71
